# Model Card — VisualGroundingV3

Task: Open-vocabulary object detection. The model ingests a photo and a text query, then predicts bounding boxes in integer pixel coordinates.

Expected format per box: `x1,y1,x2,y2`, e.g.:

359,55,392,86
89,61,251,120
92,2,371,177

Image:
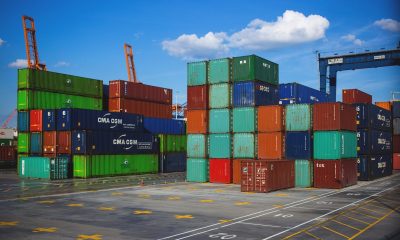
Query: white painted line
239,222,290,229
291,206,333,211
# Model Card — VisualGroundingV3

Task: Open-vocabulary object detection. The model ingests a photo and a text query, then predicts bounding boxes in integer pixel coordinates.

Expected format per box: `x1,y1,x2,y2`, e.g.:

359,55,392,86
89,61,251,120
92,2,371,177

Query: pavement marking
218,219,232,224
242,191,256,195
354,210,380,220
304,231,320,239
274,193,288,197
168,196,181,200
199,199,214,203
58,184,64,188
133,210,152,215
0,221,18,226
214,189,225,193
322,225,350,238
37,200,55,204
111,192,124,196
234,201,251,206
175,215,194,219
67,203,84,207
343,215,370,225
332,219,362,231
138,194,151,198
239,222,290,229
3,188,11,192
76,234,103,240
292,206,332,211
98,207,115,211
273,204,284,208
359,206,386,214
32,227,57,233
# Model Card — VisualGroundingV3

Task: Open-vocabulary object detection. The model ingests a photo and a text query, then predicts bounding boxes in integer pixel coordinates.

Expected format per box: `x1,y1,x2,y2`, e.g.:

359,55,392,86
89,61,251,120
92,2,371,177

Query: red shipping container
0,146,16,161
109,98,172,119
258,132,285,160
186,110,208,134
241,160,295,193
313,102,356,131
393,135,400,153
342,89,372,104
57,131,71,154
187,85,208,110
314,159,357,189
375,102,391,111
209,159,232,184
30,110,43,132
43,131,57,154
232,159,242,184
393,153,400,170
258,105,285,132
109,80,172,104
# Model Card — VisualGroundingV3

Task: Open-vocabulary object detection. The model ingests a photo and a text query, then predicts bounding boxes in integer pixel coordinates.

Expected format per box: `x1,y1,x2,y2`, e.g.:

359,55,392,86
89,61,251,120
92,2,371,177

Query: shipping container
209,109,231,133
233,133,255,158
159,152,186,173
187,85,208,110
186,158,209,182
18,156,71,180
392,101,400,118
258,132,285,160
232,159,242,184
0,146,16,161
393,135,400,153
285,131,312,159
314,131,357,159
108,98,171,119
103,84,109,111
209,134,231,158
357,130,392,155
159,134,186,153
57,131,71,154
187,134,207,158
258,105,284,132
187,61,207,86
279,83,328,105
394,153,400,170
187,110,208,134
73,154,158,178
17,111,29,132
29,110,43,132
43,110,56,131
30,132,42,154
342,89,372,104
208,58,231,84
285,104,312,131
209,159,232,184
233,55,278,85
72,131,158,155
0,139,13,147
17,132,29,153
354,103,391,131
375,102,391,111
233,107,257,133
314,159,357,189
108,80,172,104
144,117,186,135
233,81,278,107
394,118,400,135
313,102,356,131
18,68,103,98
0,128,14,140
357,155,392,181
209,83,231,108
240,160,294,193
295,160,313,188
43,131,57,154
17,90,102,111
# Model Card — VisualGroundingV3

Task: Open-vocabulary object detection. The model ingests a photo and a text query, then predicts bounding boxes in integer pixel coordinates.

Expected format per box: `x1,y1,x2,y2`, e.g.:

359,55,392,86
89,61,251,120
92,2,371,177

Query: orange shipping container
232,159,242,184
186,110,208,134
109,98,172,119
375,102,391,111
258,105,284,132
258,132,285,160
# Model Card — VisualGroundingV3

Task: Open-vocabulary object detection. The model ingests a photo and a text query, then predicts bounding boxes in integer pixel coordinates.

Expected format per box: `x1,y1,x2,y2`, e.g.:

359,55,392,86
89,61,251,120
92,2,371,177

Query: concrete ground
0,170,399,240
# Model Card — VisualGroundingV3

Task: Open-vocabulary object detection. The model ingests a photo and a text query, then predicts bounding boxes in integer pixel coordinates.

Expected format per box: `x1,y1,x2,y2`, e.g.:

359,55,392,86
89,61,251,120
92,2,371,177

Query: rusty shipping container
394,153,400,170
186,110,208,134
57,131,71,154
232,159,242,184
258,105,285,132
394,135,400,153
313,102,356,131
258,132,285,160
30,109,43,132
187,85,208,110
109,98,172,119
314,159,357,189
0,146,16,161
43,131,57,155
342,89,372,104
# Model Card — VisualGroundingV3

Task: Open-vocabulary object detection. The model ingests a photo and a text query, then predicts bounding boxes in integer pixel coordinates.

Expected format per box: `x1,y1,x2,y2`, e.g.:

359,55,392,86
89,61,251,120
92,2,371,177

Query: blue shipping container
357,155,392,181
355,104,391,131
233,81,278,107
279,83,328,105
357,130,392,155
57,108,143,132
159,152,186,173
72,131,158,154
392,101,400,118
143,117,186,135
43,110,56,131
30,132,42,154
18,111,29,132
285,131,312,159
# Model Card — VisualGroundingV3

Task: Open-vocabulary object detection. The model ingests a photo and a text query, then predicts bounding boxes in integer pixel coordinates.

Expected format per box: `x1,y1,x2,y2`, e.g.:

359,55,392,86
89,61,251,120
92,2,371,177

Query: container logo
259,85,270,93
377,138,386,145
122,160,129,168
377,114,385,121
98,113,123,128
378,162,386,169
262,63,271,68
243,167,248,173
316,163,325,168
113,134,138,150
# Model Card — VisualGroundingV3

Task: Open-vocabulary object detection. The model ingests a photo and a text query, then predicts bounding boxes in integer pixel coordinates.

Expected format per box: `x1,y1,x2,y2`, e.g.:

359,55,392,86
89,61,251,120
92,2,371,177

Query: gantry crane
124,43,138,83
22,16,46,70
1,109,17,128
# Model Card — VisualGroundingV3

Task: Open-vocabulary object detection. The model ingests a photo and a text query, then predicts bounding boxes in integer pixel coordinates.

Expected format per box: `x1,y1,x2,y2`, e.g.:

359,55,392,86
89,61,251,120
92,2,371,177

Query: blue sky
1,0,399,127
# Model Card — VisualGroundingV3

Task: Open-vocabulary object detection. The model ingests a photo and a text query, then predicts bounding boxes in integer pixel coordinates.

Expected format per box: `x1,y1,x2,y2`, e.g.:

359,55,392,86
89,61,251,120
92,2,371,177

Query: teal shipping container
209,83,231,108
233,133,255,158
187,61,207,86
187,158,209,182
209,134,231,158
233,107,257,132
208,58,231,84
187,134,207,158
18,156,70,180
232,55,278,85
30,132,42,154
209,109,231,133
285,104,312,131
295,160,313,187
314,131,357,159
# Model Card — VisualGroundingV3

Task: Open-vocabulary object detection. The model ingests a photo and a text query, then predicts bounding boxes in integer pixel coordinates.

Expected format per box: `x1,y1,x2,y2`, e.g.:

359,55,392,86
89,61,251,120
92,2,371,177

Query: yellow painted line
0,221,18,226
32,227,57,233
111,192,124,196
74,183,79,187
58,184,64,188
332,219,362,231
367,202,389,211
66,203,84,207
218,219,232,224
235,201,251,206
187,187,198,191
214,189,225,193
304,231,321,239
175,215,194,219
37,200,55,204
76,234,103,240
321,226,350,239
343,215,371,225
354,210,380,220
242,192,256,195
98,207,115,211
133,210,152,215
168,196,181,200
359,206,386,215
199,199,214,203
305,187,317,190
138,194,151,198
274,193,288,197
273,205,284,208
19,198,28,201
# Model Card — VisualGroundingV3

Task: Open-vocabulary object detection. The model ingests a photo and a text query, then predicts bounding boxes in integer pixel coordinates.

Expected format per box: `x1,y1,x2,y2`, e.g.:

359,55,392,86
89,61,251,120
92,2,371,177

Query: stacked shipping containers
0,128,16,168
392,102,400,169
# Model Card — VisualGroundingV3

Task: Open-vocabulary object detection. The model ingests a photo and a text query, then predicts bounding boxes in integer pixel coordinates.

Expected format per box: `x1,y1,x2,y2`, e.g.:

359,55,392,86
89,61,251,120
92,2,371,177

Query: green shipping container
209,134,231,158
186,158,209,182
18,69,103,98
209,109,231,133
17,132,29,153
285,104,312,131
233,107,257,132
209,83,231,108
73,154,158,178
314,131,357,159
18,156,70,180
159,135,187,153
208,58,231,84
187,61,207,86
295,160,313,188
187,134,207,158
232,55,279,85
233,133,255,158
17,90,102,111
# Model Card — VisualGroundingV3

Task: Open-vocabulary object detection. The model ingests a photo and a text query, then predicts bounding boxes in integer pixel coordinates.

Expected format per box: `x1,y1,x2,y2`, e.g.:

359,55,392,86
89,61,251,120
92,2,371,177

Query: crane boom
22,15,46,70
124,43,138,83
1,109,17,128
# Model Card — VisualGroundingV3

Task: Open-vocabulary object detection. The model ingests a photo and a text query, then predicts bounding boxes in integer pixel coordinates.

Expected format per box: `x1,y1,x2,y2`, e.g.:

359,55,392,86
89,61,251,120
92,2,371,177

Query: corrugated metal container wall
357,155,392,181
354,104,391,131
295,160,313,188
187,134,207,158
232,159,242,184
159,135,187,153
159,153,186,173
233,81,278,107
187,110,208,133
375,102,391,111
209,109,231,133
258,105,284,132
209,134,231,158
18,132,29,153
233,133,255,158
209,159,232,183
285,104,312,131
313,103,356,131
357,130,392,155
393,135,400,153
18,111,29,132
30,132,42,154
186,158,209,182
285,131,312,159
0,139,13,147
279,83,328,105
108,98,171,119
314,159,358,189
314,131,357,159
187,61,207,86
57,131,71,154
43,131,57,155
240,160,255,192
233,55,278,85
394,153,400,170
30,110,43,132
0,146,16,161
394,118,400,135
0,129,14,140
18,156,71,180
392,101,400,118
43,110,56,131
233,107,256,132
209,83,231,108
208,58,230,84
187,85,208,110
257,132,285,160
143,117,185,135
342,89,372,104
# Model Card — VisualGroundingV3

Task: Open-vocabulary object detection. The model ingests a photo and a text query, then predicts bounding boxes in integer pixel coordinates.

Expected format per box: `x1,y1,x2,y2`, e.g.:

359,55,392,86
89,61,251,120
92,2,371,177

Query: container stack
392,101,400,170
0,129,16,168
279,83,328,105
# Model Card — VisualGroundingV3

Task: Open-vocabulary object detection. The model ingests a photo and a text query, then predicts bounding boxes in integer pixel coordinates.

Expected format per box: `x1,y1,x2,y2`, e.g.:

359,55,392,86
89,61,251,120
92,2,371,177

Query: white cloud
54,61,70,67
341,34,364,46
374,19,400,32
8,59,29,68
0,38,5,46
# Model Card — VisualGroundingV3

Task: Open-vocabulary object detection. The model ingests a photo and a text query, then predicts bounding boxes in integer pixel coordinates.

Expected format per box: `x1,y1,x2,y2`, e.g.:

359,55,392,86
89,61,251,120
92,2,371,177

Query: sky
1,0,399,127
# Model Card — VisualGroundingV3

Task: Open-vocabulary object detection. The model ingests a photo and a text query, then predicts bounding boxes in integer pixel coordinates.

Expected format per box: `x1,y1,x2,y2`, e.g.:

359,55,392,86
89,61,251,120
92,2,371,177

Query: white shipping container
0,128,15,139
